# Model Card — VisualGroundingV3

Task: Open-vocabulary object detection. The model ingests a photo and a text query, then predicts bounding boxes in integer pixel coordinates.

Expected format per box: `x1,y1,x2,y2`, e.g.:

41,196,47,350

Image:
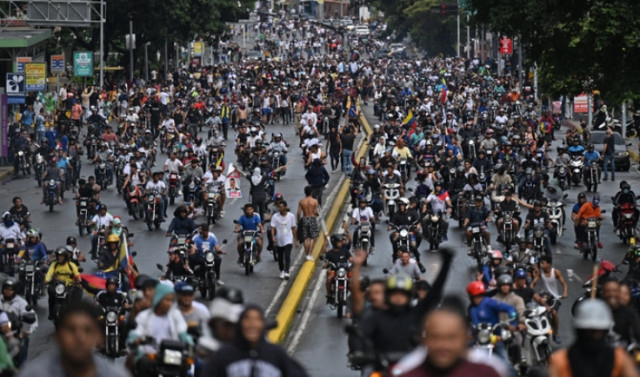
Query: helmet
66,236,77,245
533,200,542,207
456,166,465,174
497,274,513,286
106,277,118,287
574,299,614,330
26,229,38,238
216,287,244,304
3,278,18,291
578,192,586,200
54,247,68,258
490,250,503,260
620,181,629,189
107,234,120,243
474,194,484,202
98,204,107,211
272,193,283,202
466,281,486,296
399,198,410,206
514,269,527,279
374,124,381,130
434,180,444,188
386,274,413,294
330,234,343,246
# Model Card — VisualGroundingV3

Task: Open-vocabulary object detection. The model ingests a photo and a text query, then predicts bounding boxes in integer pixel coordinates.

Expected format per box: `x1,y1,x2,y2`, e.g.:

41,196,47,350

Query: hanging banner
74,51,94,77
51,55,65,74
499,37,513,54
1,94,8,158
225,163,242,198
25,63,47,91
16,57,31,73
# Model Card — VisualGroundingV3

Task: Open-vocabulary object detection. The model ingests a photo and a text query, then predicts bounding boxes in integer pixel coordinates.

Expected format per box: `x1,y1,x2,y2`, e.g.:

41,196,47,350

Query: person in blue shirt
568,138,585,158
21,105,34,127
234,203,265,264
21,229,48,263
582,143,601,183
190,223,225,286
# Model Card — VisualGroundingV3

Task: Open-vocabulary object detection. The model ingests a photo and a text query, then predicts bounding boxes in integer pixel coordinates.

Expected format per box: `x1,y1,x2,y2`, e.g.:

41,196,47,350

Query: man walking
297,186,320,261
271,200,298,279
602,128,615,181
305,159,330,206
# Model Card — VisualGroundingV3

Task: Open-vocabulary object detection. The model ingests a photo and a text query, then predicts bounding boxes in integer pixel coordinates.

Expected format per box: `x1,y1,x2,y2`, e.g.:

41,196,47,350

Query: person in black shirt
512,269,552,310
340,126,357,176
602,279,640,346
96,277,129,309
363,170,383,215
9,196,30,230
163,247,193,280
602,129,616,181
323,234,353,302
495,189,521,237
464,195,492,252
388,198,424,268
523,200,552,254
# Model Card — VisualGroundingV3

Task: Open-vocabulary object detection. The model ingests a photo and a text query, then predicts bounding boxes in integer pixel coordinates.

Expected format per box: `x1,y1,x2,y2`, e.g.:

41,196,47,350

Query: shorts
300,217,319,241
262,108,272,115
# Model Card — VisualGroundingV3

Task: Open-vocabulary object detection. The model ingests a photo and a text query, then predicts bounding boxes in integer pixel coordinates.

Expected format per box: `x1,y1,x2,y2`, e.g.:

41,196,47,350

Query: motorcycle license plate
80,201,87,206
472,227,480,233
178,237,186,244
361,225,370,233
6,243,14,249
587,221,597,227
25,264,34,272
244,236,253,243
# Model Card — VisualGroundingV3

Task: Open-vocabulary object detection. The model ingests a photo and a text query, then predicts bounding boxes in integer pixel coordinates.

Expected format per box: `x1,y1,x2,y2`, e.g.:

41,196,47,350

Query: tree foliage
47,0,251,67
470,0,640,104
367,0,458,57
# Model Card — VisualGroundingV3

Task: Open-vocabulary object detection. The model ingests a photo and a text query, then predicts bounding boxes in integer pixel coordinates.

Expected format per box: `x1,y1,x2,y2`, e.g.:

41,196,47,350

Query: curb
267,100,373,344
0,168,14,180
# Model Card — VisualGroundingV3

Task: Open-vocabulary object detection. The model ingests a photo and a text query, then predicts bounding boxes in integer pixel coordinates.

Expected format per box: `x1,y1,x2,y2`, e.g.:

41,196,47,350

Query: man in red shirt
397,297,505,377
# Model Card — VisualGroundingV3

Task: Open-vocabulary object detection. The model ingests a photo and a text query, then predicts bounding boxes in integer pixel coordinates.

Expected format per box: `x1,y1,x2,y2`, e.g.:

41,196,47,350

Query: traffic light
431,4,459,15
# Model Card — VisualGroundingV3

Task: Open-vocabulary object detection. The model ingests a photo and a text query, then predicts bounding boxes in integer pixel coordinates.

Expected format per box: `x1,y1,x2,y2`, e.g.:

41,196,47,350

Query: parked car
355,25,370,36
590,130,631,171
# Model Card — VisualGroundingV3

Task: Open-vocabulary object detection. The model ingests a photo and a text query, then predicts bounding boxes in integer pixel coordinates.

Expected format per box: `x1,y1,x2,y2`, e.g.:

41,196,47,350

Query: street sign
51,55,65,74
16,57,32,73
74,51,94,77
125,34,136,50
574,94,591,113
193,42,204,57
6,72,26,98
1,94,8,157
499,37,513,54
25,63,47,91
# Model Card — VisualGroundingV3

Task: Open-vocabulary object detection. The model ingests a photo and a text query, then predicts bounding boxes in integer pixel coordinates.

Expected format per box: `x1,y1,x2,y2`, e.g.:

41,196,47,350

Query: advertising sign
16,57,31,73
25,63,47,91
5,73,26,104
1,94,7,157
51,54,65,74
74,51,94,77
499,37,513,54
193,42,204,57
574,94,591,113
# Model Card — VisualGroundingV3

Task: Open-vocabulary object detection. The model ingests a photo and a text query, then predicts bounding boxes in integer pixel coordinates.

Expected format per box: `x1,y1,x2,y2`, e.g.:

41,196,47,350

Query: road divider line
268,100,373,344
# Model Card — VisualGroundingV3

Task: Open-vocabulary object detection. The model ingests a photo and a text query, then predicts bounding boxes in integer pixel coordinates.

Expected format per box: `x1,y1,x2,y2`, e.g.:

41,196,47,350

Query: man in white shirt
351,198,376,253
270,200,297,279
146,172,168,219
88,204,113,259
162,114,176,133
389,251,423,281
203,166,226,214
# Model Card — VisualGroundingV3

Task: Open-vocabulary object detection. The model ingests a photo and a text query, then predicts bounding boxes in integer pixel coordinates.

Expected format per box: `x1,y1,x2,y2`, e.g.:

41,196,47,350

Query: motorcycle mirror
222,239,228,244
156,263,164,271
128,233,135,238
563,193,568,199
233,220,239,224
131,251,138,257
77,267,84,273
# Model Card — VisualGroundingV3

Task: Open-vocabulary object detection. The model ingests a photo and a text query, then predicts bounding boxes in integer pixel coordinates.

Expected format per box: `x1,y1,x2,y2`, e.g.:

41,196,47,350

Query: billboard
16,57,32,73
74,51,94,77
51,54,65,74
25,63,47,91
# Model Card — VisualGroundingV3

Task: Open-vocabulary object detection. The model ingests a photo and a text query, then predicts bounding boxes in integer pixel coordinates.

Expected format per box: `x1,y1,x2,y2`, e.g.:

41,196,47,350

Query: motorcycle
547,197,567,245
99,304,126,358
584,163,600,192
469,223,488,268
204,188,221,226
354,221,372,264
328,261,351,318
499,211,516,252
581,217,601,261
522,304,553,368
198,240,226,300
531,224,548,255
183,177,203,208
140,338,195,377
617,203,638,244
16,150,30,176
18,260,43,307
145,193,162,231
0,238,18,276
208,144,225,169
269,150,286,180
77,197,91,235
115,159,126,194
169,232,192,250
168,173,179,205
234,221,258,276
554,164,569,191
86,136,98,159
389,223,421,264
96,162,109,190
51,281,72,324
424,211,443,251
569,156,583,186
454,195,467,228
44,179,59,212
472,321,513,358
398,158,409,184
34,153,45,186
5,309,36,367
383,183,401,219
127,185,145,220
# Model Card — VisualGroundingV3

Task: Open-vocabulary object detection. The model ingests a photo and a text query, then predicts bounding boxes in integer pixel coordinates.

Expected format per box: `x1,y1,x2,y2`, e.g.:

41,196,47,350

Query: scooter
569,156,583,186
383,183,401,219
522,304,553,369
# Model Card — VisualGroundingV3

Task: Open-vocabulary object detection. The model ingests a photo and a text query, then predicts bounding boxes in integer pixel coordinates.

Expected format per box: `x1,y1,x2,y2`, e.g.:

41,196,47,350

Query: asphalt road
2,107,349,362
291,104,640,377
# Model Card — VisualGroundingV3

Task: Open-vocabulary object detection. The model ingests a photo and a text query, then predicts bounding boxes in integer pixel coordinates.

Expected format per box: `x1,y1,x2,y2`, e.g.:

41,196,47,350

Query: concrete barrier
267,101,373,344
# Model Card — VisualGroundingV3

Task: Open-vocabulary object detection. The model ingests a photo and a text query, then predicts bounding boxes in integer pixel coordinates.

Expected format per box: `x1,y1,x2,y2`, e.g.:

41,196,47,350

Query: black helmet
497,274,513,286
98,204,107,211
216,287,244,304
134,274,158,289
620,180,629,189
330,234,343,246
66,236,77,245
578,192,586,200
2,278,18,291
106,277,118,287
533,200,542,207
54,247,68,258
456,166,465,174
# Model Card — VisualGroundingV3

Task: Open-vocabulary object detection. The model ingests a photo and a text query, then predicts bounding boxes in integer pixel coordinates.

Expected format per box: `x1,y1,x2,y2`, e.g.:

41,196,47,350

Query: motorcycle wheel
49,202,54,212
107,336,117,359
590,246,597,261
146,218,153,231
207,275,216,300
245,256,251,276
550,230,557,245
170,194,175,205
592,180,598,192
337,295,344,319
132,204,139,220
79,223,84,236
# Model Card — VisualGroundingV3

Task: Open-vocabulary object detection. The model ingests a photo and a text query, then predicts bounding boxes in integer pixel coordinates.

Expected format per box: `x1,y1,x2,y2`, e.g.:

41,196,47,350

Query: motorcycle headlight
244,235,254,243
55,284,66,295
431,216,439,222
337,268,347,278
163,349,183,366
534,229,543,238
205,252,215,263
618,152,629,157
106,311,118,324
504,214,512,221
399,229,409,238
49,179,55,186
477,329,491,344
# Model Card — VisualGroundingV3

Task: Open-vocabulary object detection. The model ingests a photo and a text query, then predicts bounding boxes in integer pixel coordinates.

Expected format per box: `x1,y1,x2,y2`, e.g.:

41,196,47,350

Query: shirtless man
297,186,320,261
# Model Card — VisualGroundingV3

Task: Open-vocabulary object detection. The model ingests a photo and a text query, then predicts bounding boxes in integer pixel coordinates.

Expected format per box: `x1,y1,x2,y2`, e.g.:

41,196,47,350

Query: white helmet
574,299,614,330
399,198,410,206
253,167,261,175
374,124,381,130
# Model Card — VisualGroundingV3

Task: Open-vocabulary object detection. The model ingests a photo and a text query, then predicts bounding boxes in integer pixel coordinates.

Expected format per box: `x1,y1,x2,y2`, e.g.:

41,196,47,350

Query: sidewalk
0,167,13,180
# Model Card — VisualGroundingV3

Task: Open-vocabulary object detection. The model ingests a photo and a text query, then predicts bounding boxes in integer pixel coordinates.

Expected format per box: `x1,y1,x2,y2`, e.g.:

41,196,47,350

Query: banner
15,57,31,73
499,37,513,54
225,163,242,198
6,73,26,104
74,51,94,77
24,63,46,91
193,42,204,57
1,95,7,158
574,94,590,113
50,54,65,74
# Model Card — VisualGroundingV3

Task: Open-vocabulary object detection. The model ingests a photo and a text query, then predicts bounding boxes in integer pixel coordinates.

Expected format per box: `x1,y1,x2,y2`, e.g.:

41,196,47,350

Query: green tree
469,0,640,104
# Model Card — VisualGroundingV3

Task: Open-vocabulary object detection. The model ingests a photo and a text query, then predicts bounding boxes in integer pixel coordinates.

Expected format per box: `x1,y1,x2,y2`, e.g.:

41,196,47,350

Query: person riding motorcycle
495,188,521,238
612,181,639,231
44,247,81,320
97,234,120,270
523,200,553,254
363,169,383,215
352,196,377,253
166,206,197,237
423,180,451,242
575,195,604,249
388,198,423,267
96,277,129,309
323,234,354,303
0,278,37,367
464,195,492,254
40,158,63,205
18,228,47,265
92,142,114,186
190,223,225,286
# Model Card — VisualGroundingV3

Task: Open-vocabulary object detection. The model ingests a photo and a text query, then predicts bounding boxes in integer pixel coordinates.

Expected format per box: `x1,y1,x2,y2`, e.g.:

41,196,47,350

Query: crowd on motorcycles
1,9,640,377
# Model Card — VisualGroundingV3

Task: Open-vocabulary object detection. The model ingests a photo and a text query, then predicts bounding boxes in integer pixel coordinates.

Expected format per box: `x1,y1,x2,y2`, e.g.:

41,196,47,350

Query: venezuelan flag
104,234,136,289
403,110,416,129
80,270,117,295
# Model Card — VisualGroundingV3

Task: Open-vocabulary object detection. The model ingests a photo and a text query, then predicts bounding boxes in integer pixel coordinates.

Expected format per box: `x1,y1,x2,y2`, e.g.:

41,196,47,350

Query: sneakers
574,241,579,249
284,272,290,279
325,295,333,305
418,262,426,273
220,211,225,218
603,176,608,181
279,271,285,279
467,247,472,256
305,255,314,261
178,190,183,195
597,241,603,248
216,279,225,286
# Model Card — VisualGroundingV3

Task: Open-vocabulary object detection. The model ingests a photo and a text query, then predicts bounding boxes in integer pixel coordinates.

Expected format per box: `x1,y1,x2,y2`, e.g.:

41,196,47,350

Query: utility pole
456,0,460,57
128,16,134,81
466,14,470,58
144,42,149,82
164,38,168,79
99,0,105,88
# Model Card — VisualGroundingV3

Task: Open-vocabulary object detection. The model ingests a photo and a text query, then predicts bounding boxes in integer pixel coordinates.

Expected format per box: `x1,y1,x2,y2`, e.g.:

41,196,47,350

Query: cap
113,217,122,225
174,281,195,294
209,298,244,323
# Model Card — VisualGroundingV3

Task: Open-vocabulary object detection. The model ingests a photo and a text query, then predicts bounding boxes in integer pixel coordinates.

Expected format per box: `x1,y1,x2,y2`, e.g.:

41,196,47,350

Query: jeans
603,154,615,179
275,244,292,273
311,186,325,206
342,149,353,175
330,149,340,171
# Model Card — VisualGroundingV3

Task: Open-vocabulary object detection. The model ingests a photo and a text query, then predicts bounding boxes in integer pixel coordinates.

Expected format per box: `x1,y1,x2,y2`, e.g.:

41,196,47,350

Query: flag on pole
403,110,416,128
81,234,136,294
80,270,118,295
